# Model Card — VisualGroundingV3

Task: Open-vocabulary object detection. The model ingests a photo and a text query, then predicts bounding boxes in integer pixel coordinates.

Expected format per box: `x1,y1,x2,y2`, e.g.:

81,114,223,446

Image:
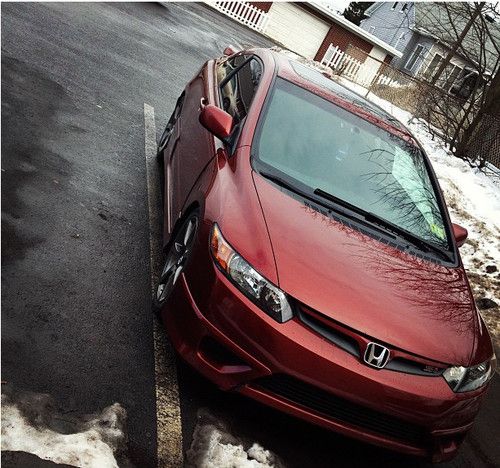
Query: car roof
253,48,416,145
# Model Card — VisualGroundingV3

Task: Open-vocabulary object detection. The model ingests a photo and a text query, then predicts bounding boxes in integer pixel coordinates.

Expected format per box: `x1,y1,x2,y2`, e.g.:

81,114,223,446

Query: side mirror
223,46,237,56
199,105,233,141
452,223,468,248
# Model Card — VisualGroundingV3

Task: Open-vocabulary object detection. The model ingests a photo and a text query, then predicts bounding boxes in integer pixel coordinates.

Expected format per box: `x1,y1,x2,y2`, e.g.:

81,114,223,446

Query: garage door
266,3,330,59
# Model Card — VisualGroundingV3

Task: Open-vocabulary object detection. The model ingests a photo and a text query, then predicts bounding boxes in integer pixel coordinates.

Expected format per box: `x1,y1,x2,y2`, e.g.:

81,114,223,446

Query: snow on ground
1,388,126,468
186,410,281,468
337,76,500,351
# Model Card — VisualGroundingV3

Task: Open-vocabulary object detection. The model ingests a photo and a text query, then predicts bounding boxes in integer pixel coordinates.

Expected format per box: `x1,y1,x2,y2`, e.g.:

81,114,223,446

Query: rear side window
218,55,262,124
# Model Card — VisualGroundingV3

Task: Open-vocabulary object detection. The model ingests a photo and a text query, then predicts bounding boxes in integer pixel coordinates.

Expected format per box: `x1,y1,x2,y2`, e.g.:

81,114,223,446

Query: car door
166,54,263,236
166,63,214,235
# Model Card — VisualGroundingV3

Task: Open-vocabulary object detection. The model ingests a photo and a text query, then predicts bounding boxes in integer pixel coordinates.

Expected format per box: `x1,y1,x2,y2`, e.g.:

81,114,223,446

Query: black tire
153,210,199,312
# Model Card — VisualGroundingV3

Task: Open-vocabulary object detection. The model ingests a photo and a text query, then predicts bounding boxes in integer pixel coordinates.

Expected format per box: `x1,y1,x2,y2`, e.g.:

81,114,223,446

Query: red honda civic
155,47,495,462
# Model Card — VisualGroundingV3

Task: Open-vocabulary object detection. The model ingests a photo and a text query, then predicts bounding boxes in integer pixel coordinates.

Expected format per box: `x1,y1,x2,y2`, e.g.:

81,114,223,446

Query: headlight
210,223,293,323
443,354,496,392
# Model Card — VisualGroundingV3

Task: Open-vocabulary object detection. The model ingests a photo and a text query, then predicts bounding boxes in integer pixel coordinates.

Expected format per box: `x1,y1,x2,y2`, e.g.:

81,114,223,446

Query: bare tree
455,68,500,165
415,2,500,166
429,2,485,86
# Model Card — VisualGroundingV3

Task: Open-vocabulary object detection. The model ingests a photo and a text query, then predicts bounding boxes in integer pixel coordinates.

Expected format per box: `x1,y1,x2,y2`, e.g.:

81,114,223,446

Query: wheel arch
163,200,202,254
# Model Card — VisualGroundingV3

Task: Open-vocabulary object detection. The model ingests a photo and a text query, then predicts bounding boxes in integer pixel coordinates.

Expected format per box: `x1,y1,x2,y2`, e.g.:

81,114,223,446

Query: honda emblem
364,342,390,369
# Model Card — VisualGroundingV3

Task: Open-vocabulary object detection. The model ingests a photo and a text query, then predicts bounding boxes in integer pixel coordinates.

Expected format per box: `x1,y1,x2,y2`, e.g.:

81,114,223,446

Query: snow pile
1,389,126,468
186,412,280,468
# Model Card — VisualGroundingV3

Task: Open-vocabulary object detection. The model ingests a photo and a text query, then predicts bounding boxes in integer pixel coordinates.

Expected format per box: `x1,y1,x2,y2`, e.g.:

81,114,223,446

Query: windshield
253,78,450,250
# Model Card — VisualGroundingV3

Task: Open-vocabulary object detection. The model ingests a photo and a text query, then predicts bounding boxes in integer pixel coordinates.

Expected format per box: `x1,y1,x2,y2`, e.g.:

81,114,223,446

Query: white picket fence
376,73,404,88
206,1,271,34
321,44,404,88
320,44,362,81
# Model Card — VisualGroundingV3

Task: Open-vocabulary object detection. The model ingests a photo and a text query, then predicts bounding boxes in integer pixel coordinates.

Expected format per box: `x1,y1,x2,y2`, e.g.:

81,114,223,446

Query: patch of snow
247,444,273,464
336,76,371,98
186,411,280,468
1,390,126,468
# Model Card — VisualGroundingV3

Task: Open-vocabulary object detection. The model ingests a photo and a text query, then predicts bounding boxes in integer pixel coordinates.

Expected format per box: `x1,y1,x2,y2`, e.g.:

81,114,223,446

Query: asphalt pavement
1,3,498,468
1,3,272,466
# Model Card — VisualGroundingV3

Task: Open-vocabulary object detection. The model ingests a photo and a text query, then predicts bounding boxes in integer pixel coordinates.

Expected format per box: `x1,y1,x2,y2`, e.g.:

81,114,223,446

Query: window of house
441,64,462,92
400,3,409,13
369,26,376,34
422,53,467,95
450,70,479,99
404,44,425,72
219,55,262,124
391,2,398,10
423,53,444,80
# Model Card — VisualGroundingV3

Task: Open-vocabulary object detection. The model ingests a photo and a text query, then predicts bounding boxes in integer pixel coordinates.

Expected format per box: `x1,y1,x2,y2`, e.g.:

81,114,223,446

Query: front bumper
161,266,488,462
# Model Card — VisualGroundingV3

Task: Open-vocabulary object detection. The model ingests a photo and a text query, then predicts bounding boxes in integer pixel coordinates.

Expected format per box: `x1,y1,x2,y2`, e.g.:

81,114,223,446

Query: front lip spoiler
430,421,475,436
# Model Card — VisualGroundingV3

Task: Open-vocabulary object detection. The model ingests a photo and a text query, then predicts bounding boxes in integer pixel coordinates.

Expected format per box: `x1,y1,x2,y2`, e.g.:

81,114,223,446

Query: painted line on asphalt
144,103,183,467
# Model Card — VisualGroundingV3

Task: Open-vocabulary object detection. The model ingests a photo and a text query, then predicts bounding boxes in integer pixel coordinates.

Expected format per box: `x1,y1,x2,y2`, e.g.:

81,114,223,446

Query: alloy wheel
155,214,199,308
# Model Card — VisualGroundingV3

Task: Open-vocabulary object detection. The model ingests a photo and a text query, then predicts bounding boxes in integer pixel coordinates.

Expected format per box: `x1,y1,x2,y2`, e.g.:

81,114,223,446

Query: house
211,2,402,63
360,2,500,96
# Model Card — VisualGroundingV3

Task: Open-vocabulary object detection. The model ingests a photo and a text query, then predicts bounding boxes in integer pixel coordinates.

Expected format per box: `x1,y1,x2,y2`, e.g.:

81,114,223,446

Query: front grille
253,374,427,447
297,305,444,377
297,306,360,358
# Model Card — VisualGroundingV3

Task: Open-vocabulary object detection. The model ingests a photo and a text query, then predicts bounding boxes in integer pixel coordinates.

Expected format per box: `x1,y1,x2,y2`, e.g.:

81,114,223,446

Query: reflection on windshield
254,78,449,250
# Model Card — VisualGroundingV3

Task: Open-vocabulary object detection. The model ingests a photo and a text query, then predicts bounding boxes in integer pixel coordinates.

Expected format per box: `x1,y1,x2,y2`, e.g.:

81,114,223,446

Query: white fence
376,73,404,88
320,44,362,81
321,44,404,88
206,1,271,34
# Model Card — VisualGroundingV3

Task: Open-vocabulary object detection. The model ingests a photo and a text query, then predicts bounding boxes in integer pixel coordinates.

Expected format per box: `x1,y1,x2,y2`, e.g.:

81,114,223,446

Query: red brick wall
248,2,272,12
314,24,373,63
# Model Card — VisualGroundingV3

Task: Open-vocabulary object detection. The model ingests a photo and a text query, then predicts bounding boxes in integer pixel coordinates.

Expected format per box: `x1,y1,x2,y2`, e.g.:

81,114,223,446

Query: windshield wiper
259,173,451,261
258,172,394,237
258,171,318,204
259,172,365,221
314,188,370,218
314,188,452,262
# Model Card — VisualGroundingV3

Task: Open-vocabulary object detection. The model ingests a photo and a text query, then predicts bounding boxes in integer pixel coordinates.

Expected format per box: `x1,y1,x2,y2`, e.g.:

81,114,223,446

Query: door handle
199,97,208,110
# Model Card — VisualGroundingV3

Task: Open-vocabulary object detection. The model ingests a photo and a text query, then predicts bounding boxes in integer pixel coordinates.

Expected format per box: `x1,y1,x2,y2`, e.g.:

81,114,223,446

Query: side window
218,55,262,124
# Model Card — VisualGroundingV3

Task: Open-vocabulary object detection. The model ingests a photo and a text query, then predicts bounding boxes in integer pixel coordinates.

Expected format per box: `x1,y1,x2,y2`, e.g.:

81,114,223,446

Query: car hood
253,173,477,366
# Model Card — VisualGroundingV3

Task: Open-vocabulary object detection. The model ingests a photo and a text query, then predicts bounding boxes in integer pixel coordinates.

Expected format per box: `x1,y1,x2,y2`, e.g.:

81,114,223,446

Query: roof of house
365,2,499,73
363,3,387,17
308,2,403,57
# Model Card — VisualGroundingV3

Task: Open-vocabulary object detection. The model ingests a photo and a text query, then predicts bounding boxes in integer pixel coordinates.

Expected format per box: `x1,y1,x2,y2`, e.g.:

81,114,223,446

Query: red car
155,47,495,462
